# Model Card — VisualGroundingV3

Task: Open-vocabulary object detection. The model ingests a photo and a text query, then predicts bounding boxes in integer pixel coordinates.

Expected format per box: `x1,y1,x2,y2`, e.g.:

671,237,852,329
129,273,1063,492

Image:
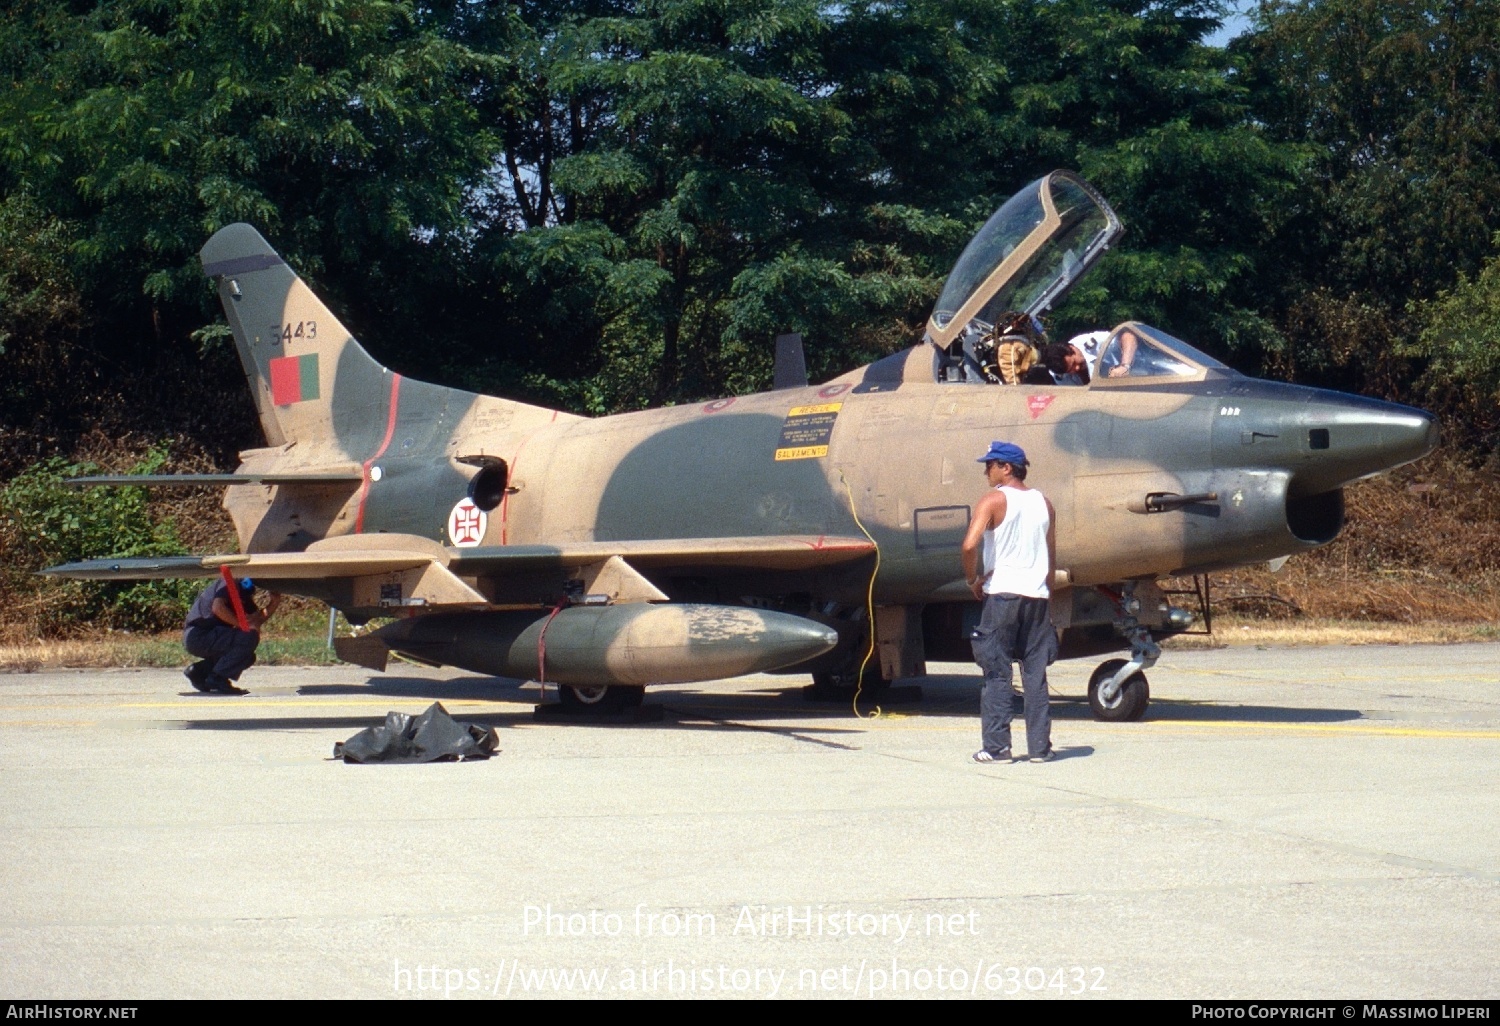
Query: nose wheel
1087,659,1150,721
1086,597,1159,722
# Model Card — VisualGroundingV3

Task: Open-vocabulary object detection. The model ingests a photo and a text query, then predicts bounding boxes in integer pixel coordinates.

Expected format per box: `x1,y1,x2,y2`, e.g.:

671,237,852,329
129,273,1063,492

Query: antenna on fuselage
774,333,809,390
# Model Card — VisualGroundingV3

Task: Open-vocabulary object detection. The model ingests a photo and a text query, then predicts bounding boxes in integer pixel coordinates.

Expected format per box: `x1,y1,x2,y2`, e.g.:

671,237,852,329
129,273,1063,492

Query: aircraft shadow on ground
912,673,1362,724
294,676,538,703
657,674,1363,727
175,672,1361,733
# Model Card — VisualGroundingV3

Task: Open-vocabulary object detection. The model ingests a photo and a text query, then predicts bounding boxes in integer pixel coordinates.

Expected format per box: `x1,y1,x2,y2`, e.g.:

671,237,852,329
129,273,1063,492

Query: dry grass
0,636,197,672
0,633,341,673
1163,617,1500,650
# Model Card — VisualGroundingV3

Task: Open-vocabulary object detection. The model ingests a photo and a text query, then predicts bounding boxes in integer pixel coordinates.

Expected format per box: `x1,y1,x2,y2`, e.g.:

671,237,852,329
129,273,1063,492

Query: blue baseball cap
977,441,1029,466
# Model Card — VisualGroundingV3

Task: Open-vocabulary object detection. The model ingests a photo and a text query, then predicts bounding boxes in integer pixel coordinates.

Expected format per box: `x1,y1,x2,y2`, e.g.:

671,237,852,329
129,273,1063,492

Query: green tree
0,0,504,449
475,0,1291,409
0,448,200,634
0,192,86,461
2,0,1304,426
472,0,953,410
1237,0,1500,395
1404,234,1500,447
965,0,1297,362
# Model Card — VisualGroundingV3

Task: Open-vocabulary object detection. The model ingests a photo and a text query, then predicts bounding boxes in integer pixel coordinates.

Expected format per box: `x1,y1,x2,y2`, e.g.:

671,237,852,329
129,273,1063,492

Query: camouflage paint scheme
47,173,1438,712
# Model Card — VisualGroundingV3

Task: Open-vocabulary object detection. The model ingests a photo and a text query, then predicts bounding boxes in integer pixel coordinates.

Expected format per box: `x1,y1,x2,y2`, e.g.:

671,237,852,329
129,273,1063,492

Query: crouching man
183,575,280,695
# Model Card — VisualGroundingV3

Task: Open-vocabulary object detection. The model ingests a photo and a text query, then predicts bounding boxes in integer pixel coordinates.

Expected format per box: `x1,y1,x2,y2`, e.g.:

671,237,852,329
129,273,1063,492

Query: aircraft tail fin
200,224,395,448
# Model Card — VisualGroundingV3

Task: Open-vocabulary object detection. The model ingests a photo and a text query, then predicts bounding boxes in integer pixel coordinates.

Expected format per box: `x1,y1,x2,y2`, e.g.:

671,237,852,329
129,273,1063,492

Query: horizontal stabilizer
65,471,364,487
40,556,218,580
45,536,486,611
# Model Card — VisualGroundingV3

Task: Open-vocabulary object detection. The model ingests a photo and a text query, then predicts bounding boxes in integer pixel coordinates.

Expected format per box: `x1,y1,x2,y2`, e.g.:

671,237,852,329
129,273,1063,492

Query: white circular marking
447,497,488,547
369,465,384,482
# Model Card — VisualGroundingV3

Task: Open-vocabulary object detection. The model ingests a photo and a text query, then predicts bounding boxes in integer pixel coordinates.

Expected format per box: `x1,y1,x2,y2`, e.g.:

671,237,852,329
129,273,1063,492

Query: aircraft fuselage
250,359,1434,614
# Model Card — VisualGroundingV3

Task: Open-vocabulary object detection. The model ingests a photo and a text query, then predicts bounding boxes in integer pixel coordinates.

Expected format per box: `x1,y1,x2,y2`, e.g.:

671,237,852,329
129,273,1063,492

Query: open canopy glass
926,171,1122,349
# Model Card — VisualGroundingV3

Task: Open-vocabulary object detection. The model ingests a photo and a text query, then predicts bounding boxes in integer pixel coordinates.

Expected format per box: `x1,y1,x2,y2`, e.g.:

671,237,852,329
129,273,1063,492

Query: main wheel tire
1087,659,1150,722
811,658,885,692
558,684,633,714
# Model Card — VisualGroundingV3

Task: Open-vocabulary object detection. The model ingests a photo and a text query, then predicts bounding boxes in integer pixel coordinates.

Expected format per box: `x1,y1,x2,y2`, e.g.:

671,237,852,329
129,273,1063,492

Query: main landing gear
1086,586,1161,722
557,684,645,714
534,683,660,722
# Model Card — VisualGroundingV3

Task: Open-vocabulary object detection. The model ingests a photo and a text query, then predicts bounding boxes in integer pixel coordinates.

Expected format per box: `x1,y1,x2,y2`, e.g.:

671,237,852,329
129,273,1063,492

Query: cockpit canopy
926,171,1121,349
1088,322,1233,384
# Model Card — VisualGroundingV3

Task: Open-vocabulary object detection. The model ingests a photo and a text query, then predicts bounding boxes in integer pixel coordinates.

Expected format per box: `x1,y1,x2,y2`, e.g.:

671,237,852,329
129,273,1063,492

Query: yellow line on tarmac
0,720,99,728
859,718,1500,739
118,699,522,711
1145,720,1500,739
1171,668,1500,685
0,696,522,714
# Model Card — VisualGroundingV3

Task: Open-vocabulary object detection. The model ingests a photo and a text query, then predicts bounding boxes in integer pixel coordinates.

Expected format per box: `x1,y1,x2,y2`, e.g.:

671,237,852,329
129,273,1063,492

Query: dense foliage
0,448,200,634
1236,0,1500,437
0,0,1322,433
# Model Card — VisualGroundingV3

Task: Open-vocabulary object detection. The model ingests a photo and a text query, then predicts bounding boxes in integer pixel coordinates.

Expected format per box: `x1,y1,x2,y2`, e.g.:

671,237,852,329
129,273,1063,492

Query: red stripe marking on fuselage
355,373,403,534
500,409,558,545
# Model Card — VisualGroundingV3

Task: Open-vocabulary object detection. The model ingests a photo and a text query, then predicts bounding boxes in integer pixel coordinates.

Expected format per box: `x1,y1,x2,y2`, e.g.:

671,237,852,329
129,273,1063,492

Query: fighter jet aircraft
46,171,1438,720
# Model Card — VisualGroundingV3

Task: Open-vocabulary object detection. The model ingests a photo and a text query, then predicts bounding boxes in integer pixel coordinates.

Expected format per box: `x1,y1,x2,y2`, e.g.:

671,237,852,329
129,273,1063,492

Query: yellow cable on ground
839,469,882,719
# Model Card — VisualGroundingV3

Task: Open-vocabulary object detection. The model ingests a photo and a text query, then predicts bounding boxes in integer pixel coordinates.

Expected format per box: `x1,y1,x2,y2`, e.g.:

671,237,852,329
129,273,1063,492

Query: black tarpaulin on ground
334,702,498,763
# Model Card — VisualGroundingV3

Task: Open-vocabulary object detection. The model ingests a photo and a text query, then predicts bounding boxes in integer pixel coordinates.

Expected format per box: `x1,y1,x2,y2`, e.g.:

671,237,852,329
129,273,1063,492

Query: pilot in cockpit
971,311,1051,385
1043,328,1141,385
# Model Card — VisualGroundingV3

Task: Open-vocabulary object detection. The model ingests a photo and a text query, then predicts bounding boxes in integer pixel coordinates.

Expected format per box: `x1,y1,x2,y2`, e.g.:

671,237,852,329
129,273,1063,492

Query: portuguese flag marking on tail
269,353,320,406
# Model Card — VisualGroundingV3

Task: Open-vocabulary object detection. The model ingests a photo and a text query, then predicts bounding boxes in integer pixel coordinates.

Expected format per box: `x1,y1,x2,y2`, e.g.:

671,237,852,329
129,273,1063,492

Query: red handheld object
219,565,251,631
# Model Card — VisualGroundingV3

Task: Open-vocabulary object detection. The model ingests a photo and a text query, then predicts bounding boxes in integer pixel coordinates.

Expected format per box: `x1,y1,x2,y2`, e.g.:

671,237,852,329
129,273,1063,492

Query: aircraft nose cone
1297,395,1439,493
1421,410,1441,452
1367,405,1439,466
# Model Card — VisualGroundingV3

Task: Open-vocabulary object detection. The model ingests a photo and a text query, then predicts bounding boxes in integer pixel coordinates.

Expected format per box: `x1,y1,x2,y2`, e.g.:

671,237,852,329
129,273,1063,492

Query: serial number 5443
269,321,318,344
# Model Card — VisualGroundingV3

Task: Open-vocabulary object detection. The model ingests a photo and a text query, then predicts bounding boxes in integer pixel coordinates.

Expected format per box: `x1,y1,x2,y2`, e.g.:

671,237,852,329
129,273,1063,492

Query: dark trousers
970,593,1053,757
183,625,260,681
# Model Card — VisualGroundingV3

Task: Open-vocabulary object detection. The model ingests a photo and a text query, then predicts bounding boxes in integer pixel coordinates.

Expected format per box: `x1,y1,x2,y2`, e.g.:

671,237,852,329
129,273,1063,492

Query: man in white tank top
959,442,1057,763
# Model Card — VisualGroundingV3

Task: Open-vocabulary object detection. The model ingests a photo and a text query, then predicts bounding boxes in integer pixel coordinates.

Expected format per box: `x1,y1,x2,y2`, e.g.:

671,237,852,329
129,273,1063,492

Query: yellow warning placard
775,445,829,461
775,403,842,461
786,402,843,417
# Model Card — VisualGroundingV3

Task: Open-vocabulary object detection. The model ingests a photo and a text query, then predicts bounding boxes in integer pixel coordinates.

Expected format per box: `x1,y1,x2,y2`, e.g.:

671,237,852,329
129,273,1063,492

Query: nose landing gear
1087,586,1160,722
1087,657,1151,721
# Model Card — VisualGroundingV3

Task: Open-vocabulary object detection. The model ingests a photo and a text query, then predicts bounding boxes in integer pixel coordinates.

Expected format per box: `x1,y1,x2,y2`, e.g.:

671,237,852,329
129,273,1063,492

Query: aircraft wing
44,534,875,579
447,535,875,574
42,533,876,610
